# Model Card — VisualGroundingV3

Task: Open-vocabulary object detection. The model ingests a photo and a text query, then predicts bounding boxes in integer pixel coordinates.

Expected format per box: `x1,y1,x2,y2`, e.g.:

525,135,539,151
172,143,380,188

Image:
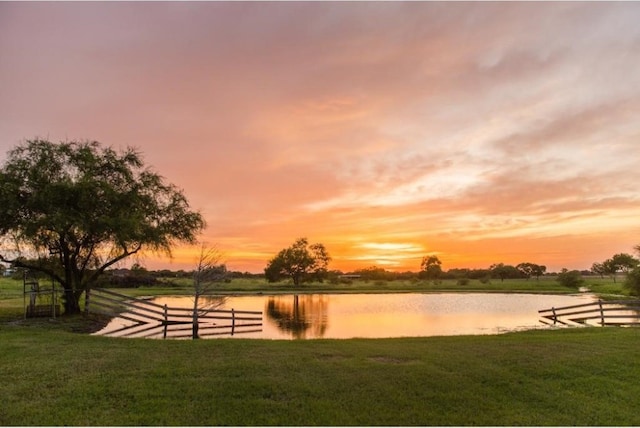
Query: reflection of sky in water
95,292,613,340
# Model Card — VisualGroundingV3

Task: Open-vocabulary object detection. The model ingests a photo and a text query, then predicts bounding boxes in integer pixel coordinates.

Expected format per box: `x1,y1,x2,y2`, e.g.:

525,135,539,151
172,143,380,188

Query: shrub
93,271,160,288
624,267,640,296
557,269,584,289
457,278,470,286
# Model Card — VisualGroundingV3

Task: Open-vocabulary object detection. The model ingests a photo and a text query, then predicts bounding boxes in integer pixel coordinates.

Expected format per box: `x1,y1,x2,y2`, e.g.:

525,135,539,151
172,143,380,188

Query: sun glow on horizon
2,2,640,276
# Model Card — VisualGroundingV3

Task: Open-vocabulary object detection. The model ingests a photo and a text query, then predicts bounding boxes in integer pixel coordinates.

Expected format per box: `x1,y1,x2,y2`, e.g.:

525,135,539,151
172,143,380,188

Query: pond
94,292,603,340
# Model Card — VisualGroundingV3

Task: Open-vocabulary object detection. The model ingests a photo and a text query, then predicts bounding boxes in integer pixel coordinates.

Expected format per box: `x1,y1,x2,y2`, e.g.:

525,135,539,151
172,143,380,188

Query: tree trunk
62,287,82,314
192,293,200,339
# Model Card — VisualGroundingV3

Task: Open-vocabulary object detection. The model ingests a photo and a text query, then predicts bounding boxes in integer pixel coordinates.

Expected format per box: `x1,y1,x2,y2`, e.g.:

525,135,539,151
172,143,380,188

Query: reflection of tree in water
197,295,228,313
192,295,228,339
266,295,329,339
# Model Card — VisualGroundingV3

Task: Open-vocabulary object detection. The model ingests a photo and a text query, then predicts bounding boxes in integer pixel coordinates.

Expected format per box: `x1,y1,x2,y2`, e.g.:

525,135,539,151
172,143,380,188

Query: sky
1,2,640,274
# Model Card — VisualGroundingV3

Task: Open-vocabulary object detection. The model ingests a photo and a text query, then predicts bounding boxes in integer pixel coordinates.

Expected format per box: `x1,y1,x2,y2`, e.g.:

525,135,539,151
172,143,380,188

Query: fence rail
539,299,640,327
85,288,262,339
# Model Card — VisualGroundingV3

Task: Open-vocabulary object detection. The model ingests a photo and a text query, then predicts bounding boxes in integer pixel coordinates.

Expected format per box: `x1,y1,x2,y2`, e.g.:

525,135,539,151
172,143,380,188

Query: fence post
231,308,235,336
599,300,605,326
551,307,556,325
163,304,168,339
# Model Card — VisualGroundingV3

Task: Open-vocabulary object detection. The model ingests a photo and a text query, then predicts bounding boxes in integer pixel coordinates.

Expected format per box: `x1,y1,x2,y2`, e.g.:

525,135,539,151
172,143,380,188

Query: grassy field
1,275,638,425
156,274,633,297
1,325,639,425
163,274,628,292
3,274,629,298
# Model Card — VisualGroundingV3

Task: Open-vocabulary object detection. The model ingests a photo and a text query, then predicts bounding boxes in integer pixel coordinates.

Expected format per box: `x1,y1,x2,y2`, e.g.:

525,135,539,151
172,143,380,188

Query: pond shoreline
96,291,605,340
120,275,630,300
206,288,585,296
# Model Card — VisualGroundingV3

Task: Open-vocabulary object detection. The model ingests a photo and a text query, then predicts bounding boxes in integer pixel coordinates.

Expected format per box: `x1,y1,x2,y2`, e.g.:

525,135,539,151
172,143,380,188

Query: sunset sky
1,2,640,274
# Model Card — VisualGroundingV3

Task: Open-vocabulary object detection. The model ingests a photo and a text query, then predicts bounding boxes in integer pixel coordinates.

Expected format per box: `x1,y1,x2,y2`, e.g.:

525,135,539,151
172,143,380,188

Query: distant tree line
260,241,640,295
2,259,257,288
260,243,552,285
7,246,639,292
591,253,639,283
589,248,640,295
339,261,547,283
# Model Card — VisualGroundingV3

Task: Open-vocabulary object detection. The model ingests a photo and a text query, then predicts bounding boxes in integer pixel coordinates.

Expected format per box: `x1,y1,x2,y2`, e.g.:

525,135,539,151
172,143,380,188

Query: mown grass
1,275,637,425
1,324,639,426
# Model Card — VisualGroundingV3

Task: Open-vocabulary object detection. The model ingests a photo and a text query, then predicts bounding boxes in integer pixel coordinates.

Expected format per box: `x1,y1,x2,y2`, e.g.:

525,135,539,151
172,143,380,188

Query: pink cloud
2,2,640,273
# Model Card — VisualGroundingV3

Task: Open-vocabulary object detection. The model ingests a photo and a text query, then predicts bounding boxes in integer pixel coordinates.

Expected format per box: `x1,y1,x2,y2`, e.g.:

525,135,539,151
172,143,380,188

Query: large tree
264,238,331,286
0,139,205,314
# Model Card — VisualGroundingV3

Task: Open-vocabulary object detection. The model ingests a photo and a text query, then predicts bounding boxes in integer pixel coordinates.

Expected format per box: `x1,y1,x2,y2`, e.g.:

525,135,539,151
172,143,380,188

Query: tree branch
0,253,66,286
86,243,143,285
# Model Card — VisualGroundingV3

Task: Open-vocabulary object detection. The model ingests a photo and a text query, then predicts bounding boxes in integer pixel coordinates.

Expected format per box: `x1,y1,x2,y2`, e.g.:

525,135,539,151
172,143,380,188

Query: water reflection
259,292,604,339
197,295,228,311
96,292,609,340
266,295,328,339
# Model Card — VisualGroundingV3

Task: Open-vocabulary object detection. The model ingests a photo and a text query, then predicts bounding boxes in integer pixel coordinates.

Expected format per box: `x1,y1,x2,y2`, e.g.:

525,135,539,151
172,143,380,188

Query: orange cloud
2,2,640,274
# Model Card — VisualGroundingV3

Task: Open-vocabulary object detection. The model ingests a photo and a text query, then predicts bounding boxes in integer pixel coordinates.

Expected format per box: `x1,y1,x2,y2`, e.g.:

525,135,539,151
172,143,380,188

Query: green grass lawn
1,275,638,425
1,325,639,426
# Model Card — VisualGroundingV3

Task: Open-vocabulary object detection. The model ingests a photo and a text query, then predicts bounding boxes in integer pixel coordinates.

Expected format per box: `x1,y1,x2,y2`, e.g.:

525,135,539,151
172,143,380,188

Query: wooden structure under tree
23,270,61,318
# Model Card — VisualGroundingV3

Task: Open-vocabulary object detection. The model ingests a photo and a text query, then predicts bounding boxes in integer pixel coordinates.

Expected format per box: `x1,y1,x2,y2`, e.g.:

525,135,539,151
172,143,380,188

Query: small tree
516,262,546,281
489,263,520,282
192,245,227,339
591,262,606,279
557,268,584,289
531,264,547,280
602,259,618,282
264,238,331,286
602,253,639,283
419,255,442,281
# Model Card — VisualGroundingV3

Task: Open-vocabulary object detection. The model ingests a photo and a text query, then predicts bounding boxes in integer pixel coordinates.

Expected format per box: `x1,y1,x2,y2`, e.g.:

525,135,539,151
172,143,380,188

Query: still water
95,292,601,340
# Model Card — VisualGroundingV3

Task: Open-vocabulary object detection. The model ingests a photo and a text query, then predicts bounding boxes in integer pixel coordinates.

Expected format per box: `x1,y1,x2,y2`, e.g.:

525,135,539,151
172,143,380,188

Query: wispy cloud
2,2,639,272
